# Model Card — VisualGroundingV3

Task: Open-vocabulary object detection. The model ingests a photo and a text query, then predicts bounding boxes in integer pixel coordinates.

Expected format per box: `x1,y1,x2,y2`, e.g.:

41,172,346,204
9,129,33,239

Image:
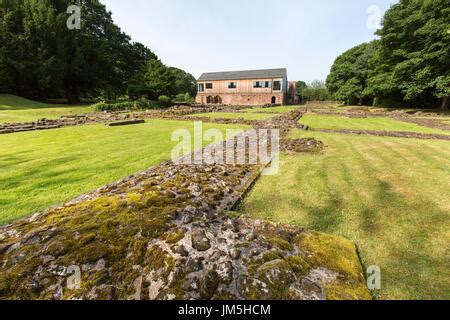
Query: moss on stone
285,256,311,277
296,231,372,300
268,237,293,251
0,158,371,300
324,280,372,300
256,259,295,299
262,250,284,262
163,228,185,244
296,231,362,280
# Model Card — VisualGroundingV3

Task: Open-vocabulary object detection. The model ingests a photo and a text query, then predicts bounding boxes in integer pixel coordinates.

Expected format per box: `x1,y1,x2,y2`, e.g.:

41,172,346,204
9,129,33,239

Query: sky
101,0,398,82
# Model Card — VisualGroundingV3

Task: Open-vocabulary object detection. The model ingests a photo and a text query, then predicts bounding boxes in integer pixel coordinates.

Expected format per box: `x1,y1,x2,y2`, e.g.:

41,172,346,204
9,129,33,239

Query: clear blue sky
101,0,397,82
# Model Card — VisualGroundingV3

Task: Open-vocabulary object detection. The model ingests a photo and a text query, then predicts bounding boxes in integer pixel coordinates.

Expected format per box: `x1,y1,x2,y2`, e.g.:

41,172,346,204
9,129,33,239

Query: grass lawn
301,114,450,135
0,120,248,225
190,112,276,120
243,106,302,114
240,130,450,299
0,94,93,123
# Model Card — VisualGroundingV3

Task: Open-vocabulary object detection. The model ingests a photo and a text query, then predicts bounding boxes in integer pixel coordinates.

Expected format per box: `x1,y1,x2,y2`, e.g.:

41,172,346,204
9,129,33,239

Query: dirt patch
281,138,325,153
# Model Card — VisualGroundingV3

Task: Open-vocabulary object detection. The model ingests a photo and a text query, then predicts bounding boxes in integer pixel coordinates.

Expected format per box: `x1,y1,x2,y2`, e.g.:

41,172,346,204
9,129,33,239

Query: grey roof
198,68,287,81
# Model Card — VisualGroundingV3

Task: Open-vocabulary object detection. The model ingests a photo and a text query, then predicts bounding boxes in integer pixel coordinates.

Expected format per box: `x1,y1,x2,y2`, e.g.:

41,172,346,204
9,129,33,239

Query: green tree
296,80,308,102
326,42,377,105
366,0,450,109
302,80,333,101
169,67,197,97
142,59,176,100
0,0,160,102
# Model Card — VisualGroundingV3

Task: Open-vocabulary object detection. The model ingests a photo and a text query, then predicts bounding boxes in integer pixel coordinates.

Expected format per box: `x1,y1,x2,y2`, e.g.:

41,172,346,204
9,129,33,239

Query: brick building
196,68,288,106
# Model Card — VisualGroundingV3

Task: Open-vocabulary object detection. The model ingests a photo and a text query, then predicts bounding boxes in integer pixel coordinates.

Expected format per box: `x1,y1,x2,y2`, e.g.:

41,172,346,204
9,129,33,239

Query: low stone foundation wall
0,105,269,135
0,111,370,300
0,146,370,301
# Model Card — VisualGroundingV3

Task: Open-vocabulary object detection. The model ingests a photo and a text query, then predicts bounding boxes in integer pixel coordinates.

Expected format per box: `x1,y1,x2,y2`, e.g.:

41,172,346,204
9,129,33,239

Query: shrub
174,92,194,104
158,95,172,107
93,101,137,112
184,93,194,103
175,93,186,102
93,96,172,112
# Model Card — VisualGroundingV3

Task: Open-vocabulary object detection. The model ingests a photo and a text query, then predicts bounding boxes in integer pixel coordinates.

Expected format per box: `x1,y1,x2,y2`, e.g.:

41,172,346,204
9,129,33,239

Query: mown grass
0,120,248,224
190,112,276,120
0,94,93,123
301,114,450,135
240,130,450,299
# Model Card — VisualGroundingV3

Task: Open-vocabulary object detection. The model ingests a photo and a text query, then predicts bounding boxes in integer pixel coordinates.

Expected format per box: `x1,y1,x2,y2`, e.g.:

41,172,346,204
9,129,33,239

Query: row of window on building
198,81,281,92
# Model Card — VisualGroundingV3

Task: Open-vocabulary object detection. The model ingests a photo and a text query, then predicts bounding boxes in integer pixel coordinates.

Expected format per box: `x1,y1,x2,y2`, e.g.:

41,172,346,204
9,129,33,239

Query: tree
325,0,449,109
295,81,308,102
301,80,333,102
169,67,197,97
0,0,165,103
326,42,377,105
366,0,450,108
142,59,176,100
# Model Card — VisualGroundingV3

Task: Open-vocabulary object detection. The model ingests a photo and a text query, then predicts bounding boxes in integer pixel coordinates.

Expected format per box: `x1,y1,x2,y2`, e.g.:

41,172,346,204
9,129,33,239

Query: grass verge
240,130,450,299
300,114,450,135
0,94,93,123
0,120,248,224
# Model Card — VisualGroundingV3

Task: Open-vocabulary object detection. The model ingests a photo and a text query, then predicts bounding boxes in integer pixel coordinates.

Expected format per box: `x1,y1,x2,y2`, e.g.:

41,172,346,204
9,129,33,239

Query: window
254,81,272,88
273,81,281,91
206,83,213,89
198,84,205,92
253,81,263,88
228,82,237,89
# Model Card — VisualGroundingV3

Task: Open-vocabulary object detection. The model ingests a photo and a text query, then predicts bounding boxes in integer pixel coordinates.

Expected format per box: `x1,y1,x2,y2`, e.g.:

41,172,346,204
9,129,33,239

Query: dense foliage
326,43,377,105
0,0,196,104
327,0,449,109
93,97,171,112
296,80,334,102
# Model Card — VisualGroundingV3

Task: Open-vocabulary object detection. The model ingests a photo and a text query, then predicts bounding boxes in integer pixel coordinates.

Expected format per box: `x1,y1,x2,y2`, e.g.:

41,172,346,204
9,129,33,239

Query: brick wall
196,93,285,106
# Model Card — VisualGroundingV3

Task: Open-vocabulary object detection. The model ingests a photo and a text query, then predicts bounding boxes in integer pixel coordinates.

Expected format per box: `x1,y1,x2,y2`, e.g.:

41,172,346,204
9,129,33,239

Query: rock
0,243,12,255
93,259,106,272
199,270,220,299
217,262,234,284
185,258,204,274
191,229,211,252
245,232,257,241
184,205,197,215
181,215,193,225
174,245,189,257
229,248,241,260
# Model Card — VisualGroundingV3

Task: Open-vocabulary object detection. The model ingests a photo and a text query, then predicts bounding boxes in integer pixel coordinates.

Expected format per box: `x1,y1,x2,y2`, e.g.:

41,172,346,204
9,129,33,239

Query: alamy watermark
366,265,382,290
66,4,81,30
171,122,280,176
66,1,100,30
52,264,82,293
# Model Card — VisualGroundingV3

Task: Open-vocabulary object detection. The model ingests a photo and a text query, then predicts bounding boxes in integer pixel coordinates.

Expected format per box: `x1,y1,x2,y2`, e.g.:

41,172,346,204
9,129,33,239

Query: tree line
0,0,197,103
326,0,449,109
296,80,334,102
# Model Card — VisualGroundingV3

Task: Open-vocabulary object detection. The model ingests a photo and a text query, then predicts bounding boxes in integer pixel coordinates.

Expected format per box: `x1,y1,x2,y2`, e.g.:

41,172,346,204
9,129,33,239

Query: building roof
198,68,287,81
